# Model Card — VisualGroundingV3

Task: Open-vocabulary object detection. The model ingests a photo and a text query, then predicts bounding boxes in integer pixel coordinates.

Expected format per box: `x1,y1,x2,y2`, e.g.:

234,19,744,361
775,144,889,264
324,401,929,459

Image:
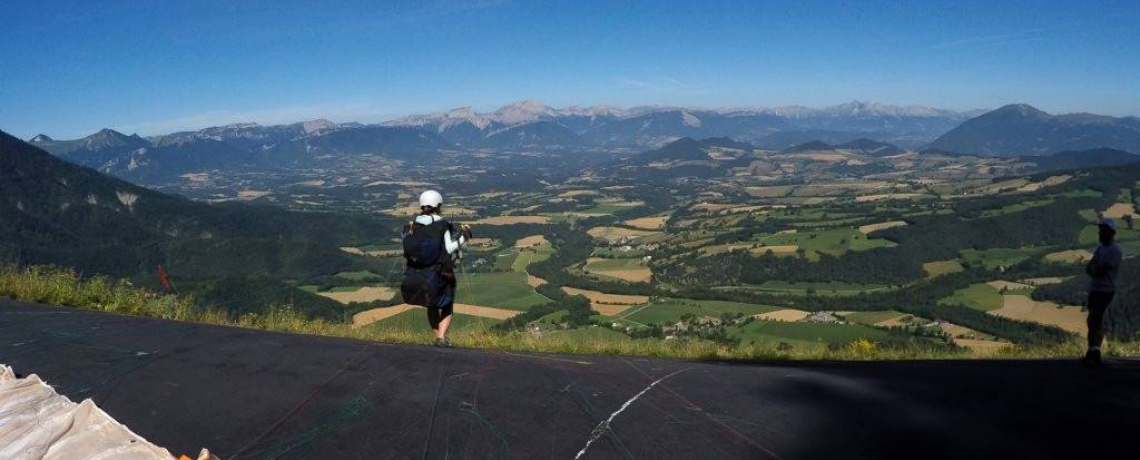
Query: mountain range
24,101,1140,182
383,100,982,149
927,104,1140,156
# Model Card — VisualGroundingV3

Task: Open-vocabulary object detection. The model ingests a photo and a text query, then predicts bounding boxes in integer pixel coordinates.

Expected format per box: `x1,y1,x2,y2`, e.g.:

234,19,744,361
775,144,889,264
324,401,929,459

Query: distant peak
90,128,127,139
301,119,338,134
499,99,549,110
493,99,555,124
221,122,259,129
991,104,1049,117
30,134,53,142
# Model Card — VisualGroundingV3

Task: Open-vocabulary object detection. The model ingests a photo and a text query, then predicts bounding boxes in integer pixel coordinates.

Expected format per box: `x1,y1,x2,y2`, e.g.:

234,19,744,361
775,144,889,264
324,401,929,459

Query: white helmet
419,190,443,208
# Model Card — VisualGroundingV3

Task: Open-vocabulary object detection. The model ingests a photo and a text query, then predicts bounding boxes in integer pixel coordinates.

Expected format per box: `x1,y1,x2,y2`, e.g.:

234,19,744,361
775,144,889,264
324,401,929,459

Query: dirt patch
341,247,402,258
624,216,669,230
473,215,551,225
340,247,366,255
352,304,417,328
558,190,601,198
858,221,907,234
317,286,396,305
526,275,548,287
1045,249,1092,264
855,193,926,203
875,315,913,328
1017,277,1066,286
591,268,652,283
515,235,548,247
587,226,659,241
753,309,810,322
237,190,270,200
1103,203,1136,219
990,295,1087,335
561,287,647,315
954,339,1011,354
1017,175,1071,192
986,280,1034,291
452,303,522,320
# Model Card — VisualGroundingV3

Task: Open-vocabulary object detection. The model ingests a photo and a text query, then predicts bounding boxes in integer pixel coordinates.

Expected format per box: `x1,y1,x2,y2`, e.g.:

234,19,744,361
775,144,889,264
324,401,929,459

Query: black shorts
1088,291,1115,313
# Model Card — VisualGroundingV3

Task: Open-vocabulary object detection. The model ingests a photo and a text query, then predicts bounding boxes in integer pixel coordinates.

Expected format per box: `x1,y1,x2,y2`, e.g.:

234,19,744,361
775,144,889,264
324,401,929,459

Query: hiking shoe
433,337,452,348
1079,350,1103,367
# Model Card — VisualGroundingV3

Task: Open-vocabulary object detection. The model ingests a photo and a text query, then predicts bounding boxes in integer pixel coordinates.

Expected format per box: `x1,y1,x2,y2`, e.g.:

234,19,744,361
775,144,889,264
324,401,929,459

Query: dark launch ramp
1,300,1135,459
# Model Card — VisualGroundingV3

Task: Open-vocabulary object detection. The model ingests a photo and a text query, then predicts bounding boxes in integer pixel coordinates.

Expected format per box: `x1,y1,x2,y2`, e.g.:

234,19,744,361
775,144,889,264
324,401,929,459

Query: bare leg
437,304,454,339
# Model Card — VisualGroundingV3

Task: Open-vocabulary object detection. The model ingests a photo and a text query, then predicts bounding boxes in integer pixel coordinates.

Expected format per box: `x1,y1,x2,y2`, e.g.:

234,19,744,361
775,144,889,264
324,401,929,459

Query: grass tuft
2,264,1137,361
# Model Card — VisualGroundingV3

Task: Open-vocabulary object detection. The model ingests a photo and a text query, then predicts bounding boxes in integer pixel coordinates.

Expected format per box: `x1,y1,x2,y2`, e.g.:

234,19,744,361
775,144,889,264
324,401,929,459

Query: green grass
622,298,780,324
722,280,889,296
1078,209,1101,222
841,310,907,325
454,272,550,311
581,202,640,215
493,251,520,270
960,247,1042,270
1119,188,1133,203
364,308,501,333
923,260,964,278
1080,224,1139,246
728,321,890,346
511,246,554,272
334,270,379,281
977,198,1055,218
939,283,1004,311
5,264,1139,361
542,326,632,342
755,227,895,259
297,285,320,293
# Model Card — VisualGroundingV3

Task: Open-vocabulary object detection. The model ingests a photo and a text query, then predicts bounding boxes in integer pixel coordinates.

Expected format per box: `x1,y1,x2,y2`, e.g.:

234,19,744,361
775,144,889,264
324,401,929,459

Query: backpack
400,219,457,308
402,219,452,269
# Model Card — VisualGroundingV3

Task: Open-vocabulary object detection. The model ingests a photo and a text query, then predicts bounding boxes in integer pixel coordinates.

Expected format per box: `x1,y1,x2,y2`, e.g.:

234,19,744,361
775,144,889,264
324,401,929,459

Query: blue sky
2,0,1137,139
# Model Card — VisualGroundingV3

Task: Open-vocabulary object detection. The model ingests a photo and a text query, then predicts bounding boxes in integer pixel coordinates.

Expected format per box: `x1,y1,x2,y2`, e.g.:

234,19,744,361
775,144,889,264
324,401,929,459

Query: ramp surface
1,300,1136,459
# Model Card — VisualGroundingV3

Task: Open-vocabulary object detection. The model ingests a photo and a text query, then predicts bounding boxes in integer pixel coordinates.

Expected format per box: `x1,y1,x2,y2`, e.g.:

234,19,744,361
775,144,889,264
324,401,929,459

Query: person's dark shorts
1088,291,1115,313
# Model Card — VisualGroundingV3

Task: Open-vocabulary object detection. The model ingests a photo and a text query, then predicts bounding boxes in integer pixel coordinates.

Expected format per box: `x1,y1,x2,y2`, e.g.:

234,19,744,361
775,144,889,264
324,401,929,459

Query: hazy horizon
3,0,1138,139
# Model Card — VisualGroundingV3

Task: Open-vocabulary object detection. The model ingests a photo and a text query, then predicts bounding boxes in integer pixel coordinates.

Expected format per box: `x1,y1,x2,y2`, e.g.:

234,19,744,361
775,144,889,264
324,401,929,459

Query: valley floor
2,300,1136,460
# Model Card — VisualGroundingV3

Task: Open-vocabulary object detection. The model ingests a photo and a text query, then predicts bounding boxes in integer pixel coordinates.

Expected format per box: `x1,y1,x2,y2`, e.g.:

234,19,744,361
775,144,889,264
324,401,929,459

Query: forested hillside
1,130,402,319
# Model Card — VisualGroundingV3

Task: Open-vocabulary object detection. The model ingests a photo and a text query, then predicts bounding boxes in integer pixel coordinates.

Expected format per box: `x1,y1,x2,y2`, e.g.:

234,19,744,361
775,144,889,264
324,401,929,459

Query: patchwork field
960,247,1042,270
561,286,647,315
624,215,669,230
755,227,895,258
754,309,811,322
728,320,890,347
454,272,551,311
724,281,889,296
316,286,396,305
473,215,551,225
922,260,964,278
583,257,652,282
839,310,907,326
587,226,660,242
990,295,1087,335
858,221,907,234
1045,249,1092,264
939,283,1004,311
620,299,780,324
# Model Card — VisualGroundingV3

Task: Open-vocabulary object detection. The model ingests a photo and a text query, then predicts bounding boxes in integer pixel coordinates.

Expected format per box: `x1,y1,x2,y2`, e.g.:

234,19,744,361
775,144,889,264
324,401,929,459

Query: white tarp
0,364,216,460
